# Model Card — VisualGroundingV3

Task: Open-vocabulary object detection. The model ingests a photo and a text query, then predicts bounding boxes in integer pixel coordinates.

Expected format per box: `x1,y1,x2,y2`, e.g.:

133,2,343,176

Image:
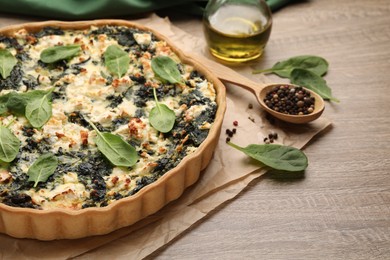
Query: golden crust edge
0,19,226,240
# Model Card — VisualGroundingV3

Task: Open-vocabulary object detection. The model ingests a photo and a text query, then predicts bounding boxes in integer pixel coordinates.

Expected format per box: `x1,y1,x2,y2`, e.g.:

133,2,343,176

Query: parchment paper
0,14,332,259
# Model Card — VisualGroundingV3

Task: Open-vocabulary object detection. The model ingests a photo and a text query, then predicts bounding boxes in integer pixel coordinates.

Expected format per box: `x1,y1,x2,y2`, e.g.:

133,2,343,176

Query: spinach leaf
27,153,58,187
0,89,54,127
290,68,339,102
0,49,18,79
149,88,176,133
228,142,308,172
25,89,54,128
0,93,11,115
40,44,81,63
104,45,130,78
4,92,27,115
8,89,53,115
151,56,182,84
253,55,328,78
0,125,20,163
90,121,138,167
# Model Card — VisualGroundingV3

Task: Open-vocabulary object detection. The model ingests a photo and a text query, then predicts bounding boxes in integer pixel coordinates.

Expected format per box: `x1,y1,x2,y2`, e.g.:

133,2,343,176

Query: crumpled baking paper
0,14,332,259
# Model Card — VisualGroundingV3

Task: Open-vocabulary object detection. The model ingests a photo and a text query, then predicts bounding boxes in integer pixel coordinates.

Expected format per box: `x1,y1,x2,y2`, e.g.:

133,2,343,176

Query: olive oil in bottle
203,2,272,62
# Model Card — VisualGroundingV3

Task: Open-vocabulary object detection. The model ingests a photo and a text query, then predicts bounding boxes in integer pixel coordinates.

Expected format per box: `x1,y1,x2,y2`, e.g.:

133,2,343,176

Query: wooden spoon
192,54,325,124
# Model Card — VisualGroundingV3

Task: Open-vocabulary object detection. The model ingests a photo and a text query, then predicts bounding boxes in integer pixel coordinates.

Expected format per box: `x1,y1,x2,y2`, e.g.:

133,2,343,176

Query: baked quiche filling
0,26,217,210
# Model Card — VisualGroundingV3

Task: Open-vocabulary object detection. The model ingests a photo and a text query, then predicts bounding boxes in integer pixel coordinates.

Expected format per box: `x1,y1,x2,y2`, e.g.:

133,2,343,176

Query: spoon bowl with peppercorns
258,83,325,124
193,54,325,124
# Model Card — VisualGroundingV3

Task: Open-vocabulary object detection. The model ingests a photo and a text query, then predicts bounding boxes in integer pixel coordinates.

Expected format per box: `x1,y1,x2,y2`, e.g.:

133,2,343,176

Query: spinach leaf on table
228,142,308,172
253,55,328,78
290,68,339,102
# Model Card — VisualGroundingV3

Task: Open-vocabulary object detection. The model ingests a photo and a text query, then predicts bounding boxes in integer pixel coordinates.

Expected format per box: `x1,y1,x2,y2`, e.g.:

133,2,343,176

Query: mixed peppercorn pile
264,85,315,115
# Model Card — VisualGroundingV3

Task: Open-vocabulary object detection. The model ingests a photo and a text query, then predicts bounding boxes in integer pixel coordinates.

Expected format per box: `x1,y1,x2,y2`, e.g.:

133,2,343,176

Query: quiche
0,20,225,240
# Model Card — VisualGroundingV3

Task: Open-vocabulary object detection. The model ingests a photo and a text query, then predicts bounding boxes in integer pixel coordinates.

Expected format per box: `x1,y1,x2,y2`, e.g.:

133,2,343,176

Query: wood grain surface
151,0,390,259
1,0,389,259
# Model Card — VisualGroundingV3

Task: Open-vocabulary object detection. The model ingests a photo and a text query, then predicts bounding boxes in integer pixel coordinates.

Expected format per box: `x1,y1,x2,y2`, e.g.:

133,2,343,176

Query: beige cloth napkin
0,14,332,259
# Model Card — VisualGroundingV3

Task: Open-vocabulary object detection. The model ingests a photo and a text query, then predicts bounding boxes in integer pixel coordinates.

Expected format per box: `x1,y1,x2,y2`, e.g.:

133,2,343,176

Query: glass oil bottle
203,0,272,62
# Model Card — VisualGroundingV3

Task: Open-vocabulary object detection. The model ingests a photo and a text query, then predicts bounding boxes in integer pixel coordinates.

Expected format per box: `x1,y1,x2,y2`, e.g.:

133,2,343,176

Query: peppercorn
248,103,253,109
263,85,315,115
225,127,237,140
233,120,238,126
264,131,278,143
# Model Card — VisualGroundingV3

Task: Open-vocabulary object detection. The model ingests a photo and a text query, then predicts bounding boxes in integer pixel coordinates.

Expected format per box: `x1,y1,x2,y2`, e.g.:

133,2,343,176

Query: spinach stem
227,141,244,151
252,68,274,74
5,118,16,128
153,88,162,113
88,119,104,139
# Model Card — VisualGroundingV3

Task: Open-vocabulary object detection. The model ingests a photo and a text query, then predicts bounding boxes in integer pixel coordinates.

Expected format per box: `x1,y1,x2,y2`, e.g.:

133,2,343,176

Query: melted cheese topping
0,26,217,210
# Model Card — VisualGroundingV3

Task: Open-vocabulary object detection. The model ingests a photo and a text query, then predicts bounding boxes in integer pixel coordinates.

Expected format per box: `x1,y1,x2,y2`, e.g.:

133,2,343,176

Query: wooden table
1,0,389,259
154,0,390,259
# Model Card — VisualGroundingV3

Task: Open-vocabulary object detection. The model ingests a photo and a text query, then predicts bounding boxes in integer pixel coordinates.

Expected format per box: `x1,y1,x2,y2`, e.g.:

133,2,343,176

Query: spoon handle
190,54,265,95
